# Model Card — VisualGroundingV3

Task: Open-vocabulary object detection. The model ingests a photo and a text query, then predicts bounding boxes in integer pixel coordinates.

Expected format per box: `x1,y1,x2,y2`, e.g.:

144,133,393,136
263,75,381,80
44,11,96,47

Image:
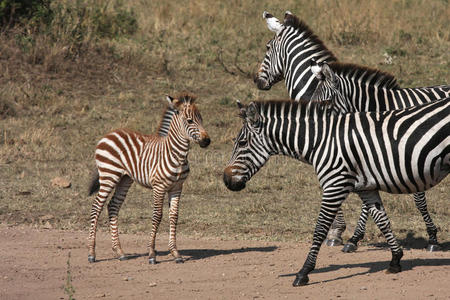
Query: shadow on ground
368,231,450,251
94,246,278,263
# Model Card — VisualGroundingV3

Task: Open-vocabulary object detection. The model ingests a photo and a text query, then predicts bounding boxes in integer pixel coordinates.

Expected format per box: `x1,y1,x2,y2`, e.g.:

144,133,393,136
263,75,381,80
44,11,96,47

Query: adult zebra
223,97,449,286
254,10,450,249
309,60,450,251
87,93,210,264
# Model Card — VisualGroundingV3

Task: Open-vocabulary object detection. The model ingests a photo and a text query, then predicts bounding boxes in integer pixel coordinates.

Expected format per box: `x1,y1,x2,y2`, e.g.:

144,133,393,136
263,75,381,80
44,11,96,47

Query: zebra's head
310,61,348,113
253,11,288,91
223,101,272,191
167,94,210,148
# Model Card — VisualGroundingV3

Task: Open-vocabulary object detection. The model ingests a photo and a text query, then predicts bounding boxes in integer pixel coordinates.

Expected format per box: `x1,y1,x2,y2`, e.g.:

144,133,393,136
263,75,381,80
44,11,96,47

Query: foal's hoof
325,238,343,246
386,265,402,274
342,242,357,253
118,255,128,261
175,257,184,264
426,244,441,252
149,258,157,265
88,255,96,263
293,274,309,286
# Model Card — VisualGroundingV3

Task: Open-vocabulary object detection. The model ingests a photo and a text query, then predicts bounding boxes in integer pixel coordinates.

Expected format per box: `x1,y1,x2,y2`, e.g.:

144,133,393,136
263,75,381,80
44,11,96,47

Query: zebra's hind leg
342,202,370,253
168,188,184,263
148,187,165,264
413,192,440,251
361,191,403,274
325,208,346,246
107,175,133,261
88,174,119,263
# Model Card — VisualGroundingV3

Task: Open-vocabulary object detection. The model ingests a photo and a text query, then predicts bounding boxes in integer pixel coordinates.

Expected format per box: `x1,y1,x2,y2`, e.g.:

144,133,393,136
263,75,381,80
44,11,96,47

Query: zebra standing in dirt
87,93,210,264
223,93,449,286
254,10,450,249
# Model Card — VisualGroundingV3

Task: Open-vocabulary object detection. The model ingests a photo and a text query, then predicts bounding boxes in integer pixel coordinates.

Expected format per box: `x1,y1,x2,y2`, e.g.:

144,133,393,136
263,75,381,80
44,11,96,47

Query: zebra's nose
199,137,210,148
223,167,246,191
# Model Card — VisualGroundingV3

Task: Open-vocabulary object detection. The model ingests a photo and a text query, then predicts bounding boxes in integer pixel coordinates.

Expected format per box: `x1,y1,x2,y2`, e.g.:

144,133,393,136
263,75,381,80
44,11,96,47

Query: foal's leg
107,175,133,260
148,186,165,264
413,192,440,251
360,191,403,273
168,187,183,263
88,174,120,263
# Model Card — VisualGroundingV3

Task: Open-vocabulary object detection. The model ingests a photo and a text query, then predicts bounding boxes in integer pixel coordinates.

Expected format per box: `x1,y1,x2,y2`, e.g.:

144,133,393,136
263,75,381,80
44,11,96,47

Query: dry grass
0,0,449,246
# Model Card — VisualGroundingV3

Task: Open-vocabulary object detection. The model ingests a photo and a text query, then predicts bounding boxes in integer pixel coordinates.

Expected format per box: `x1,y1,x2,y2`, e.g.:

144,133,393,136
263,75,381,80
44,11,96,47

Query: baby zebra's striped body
87,94,210,264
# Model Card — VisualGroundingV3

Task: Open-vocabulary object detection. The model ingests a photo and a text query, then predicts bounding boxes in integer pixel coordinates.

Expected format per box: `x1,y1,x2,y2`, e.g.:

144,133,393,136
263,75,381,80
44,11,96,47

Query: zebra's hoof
88,255,96,263
118,255,128,261
426,244,441,252
149,258,157,265
175,257,184,264
325,238,343,246
292,274,309,286
386,265,402,274
342,242,357,253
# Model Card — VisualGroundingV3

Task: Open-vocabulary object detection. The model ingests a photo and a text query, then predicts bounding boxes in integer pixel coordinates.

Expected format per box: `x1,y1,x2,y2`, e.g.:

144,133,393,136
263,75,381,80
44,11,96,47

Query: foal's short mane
283,13,338,63
328,62,399,89
157,93,197,136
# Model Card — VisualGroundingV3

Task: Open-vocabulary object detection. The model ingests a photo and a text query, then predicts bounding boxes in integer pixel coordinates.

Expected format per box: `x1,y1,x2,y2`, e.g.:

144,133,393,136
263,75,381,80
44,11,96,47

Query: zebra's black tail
88,169,100,196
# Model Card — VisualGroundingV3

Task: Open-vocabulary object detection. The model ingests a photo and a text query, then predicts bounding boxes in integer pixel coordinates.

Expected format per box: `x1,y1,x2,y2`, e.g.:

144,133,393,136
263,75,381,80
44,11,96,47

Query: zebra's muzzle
199,137,211,148
223,167,247,191
254,76,271,91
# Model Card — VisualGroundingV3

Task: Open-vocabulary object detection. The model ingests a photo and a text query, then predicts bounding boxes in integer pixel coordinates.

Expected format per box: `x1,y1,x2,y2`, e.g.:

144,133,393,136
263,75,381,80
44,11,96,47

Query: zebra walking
254,10,450,249
223,96,449,286
87,93,210,264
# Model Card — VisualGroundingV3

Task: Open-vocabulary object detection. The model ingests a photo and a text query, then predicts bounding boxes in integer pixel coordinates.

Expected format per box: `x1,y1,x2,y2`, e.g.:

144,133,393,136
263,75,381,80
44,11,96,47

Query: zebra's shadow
96,246,278,263
368,231,450,251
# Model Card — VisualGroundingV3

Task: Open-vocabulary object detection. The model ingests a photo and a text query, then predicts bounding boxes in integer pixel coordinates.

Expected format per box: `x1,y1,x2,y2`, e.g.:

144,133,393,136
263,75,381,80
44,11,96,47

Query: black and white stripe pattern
87,94,210,264
311,61,449,251
223,98,449,286
254,11,337,100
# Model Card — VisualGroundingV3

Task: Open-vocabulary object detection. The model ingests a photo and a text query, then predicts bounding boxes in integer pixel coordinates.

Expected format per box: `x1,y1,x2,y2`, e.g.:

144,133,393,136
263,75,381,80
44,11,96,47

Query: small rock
123,277,133,281
149,282,157,287
51,177,71,188
360,287,367,290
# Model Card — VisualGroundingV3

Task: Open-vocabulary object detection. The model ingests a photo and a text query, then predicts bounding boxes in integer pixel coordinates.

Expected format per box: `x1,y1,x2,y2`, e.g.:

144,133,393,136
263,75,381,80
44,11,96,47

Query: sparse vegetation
0,0,448,246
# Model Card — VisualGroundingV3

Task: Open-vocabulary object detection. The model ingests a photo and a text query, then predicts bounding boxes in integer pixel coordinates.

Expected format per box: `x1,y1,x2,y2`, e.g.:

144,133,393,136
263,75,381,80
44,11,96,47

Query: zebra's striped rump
224,98,449,285
88,93,210,264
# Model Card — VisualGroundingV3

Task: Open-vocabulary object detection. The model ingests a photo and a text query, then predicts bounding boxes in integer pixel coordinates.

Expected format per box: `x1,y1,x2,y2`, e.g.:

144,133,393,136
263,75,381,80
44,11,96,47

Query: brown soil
0,224,449,300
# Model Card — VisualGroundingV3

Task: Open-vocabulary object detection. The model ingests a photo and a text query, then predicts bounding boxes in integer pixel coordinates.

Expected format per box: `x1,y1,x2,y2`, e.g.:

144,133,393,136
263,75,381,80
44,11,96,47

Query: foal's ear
321,63,338,86
236,100,246,119
310,59,323,80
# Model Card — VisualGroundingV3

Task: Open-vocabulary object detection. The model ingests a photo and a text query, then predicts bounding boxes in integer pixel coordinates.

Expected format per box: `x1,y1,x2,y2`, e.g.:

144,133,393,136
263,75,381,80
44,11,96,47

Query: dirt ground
0,224,449,300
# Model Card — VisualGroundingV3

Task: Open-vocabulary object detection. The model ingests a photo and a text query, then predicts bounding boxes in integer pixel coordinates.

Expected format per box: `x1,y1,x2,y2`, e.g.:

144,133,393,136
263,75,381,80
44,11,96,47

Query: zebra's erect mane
283,14,338,63
157,93,197,136
243,99,330,120
328,62,399,89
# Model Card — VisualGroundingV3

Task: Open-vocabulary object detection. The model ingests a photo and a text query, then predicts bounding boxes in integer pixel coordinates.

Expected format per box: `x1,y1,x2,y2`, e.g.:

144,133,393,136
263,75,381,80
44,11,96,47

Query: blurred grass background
0,0,448,246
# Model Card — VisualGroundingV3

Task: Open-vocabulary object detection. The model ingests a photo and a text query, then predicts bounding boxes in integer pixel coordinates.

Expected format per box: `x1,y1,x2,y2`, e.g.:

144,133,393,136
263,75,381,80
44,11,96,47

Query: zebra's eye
187,119,194,124
238,139,247,147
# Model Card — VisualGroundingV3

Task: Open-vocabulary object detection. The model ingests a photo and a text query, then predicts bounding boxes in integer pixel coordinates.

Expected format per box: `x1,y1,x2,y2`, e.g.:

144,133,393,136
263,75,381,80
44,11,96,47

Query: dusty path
0,224,449,299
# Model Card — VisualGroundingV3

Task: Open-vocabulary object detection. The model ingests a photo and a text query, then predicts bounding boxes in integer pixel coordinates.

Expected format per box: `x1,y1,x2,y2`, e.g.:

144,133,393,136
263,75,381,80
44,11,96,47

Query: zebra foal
223,96,449,286
87,93,210,264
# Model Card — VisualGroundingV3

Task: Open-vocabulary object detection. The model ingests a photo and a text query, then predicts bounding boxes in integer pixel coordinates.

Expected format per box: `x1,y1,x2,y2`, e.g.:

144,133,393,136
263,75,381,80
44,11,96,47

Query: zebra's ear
246,102,260,124
310,59,324,80
321,63,337,86
263,11,284,35
165,95,180,112
236,100,246,119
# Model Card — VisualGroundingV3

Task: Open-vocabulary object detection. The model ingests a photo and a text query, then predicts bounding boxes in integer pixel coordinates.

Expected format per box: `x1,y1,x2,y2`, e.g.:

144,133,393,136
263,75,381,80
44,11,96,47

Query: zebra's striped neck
163,115,191,165
157,107,178,136
280,26,337,100
258,100,335,164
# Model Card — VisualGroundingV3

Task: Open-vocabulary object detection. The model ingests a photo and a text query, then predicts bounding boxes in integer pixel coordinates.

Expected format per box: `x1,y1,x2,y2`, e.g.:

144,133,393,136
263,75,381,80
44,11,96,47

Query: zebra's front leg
360,191,403,273
293,189,349,286
148,187,165,264
168,188,184,263
342,202,370,253
325,208,346,246
413,192,440,251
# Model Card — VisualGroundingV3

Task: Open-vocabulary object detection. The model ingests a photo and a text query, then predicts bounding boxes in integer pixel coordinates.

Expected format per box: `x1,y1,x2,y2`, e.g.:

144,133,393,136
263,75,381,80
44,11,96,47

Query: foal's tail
88,169,100,196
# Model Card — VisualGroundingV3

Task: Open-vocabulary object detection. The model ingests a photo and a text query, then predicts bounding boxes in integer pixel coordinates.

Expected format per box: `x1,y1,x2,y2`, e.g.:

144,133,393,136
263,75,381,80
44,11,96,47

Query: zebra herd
87,11,449,287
